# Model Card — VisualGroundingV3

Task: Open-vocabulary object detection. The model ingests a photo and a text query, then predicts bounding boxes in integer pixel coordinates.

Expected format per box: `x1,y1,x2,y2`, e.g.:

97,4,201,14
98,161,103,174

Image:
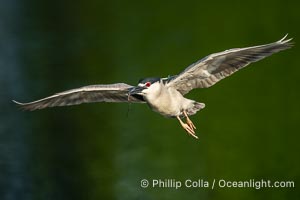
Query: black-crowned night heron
13,35,293,139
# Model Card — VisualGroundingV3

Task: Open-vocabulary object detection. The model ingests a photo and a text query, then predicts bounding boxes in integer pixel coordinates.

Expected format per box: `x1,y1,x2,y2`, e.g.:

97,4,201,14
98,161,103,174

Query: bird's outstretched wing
13,83,145,111
167,35,293,95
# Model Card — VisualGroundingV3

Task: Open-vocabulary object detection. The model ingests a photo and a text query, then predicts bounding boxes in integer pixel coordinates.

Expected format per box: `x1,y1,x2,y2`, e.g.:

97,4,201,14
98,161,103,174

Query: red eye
145,82,151,87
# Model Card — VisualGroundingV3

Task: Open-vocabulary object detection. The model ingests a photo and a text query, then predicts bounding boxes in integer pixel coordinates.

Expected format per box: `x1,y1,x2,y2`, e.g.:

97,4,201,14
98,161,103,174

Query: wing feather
167,35,293,95
13,83,145,111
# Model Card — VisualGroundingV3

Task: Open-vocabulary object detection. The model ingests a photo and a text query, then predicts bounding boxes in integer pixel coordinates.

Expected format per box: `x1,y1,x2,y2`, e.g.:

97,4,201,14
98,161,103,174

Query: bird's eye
145,82,151,87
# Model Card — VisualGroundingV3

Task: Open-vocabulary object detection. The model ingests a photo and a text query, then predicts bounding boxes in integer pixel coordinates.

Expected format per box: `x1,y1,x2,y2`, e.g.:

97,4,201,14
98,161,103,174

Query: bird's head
129,77,162,98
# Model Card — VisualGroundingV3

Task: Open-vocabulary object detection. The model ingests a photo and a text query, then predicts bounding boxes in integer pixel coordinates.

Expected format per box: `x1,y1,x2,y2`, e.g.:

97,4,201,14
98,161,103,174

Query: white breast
144,84,194,117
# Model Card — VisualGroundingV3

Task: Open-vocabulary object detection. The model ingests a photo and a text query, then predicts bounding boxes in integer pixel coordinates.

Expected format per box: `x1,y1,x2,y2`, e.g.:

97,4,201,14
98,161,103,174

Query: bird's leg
183,110,196,130
176,116,198,139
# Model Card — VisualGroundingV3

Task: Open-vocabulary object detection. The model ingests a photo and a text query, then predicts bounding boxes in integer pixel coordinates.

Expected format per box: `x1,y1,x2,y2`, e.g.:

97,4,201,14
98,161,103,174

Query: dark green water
1,0,299,199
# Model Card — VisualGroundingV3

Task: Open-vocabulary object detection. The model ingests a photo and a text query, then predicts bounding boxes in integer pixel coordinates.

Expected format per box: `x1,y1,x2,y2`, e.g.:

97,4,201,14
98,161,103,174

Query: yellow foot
177,116,198,139
186,118,196,130
182,123,198,138
183,110,197,130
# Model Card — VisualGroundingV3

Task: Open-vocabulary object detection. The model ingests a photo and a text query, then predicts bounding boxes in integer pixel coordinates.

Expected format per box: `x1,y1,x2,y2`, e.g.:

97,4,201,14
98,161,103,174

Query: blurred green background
1,0,299,199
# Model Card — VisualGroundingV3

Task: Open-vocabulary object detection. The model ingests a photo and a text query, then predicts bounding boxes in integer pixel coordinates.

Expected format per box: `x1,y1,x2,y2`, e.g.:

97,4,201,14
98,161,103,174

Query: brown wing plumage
13,83,145,111
167,35,293,95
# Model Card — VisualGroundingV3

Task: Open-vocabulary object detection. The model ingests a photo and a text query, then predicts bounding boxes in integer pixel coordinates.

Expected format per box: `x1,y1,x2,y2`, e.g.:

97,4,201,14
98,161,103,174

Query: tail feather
186,102,205,116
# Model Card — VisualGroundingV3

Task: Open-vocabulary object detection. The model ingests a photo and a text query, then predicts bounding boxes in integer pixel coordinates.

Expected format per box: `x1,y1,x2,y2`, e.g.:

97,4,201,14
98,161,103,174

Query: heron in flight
13,35,293,139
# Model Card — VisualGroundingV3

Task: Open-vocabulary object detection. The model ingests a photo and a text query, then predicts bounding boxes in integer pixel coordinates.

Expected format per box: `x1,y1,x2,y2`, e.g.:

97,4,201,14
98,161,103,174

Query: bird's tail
186,102,205,116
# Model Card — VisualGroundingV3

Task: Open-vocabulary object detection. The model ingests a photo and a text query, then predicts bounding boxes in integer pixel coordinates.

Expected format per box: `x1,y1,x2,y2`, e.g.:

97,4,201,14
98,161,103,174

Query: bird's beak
128,86,146,95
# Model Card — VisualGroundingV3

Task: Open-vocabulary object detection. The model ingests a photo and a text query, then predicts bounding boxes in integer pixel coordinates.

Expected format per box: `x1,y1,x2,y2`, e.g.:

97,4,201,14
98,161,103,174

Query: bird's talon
183,110,197,130
191,134,199,139
187,119,196,130
187,129,198,139
181,123,198,139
